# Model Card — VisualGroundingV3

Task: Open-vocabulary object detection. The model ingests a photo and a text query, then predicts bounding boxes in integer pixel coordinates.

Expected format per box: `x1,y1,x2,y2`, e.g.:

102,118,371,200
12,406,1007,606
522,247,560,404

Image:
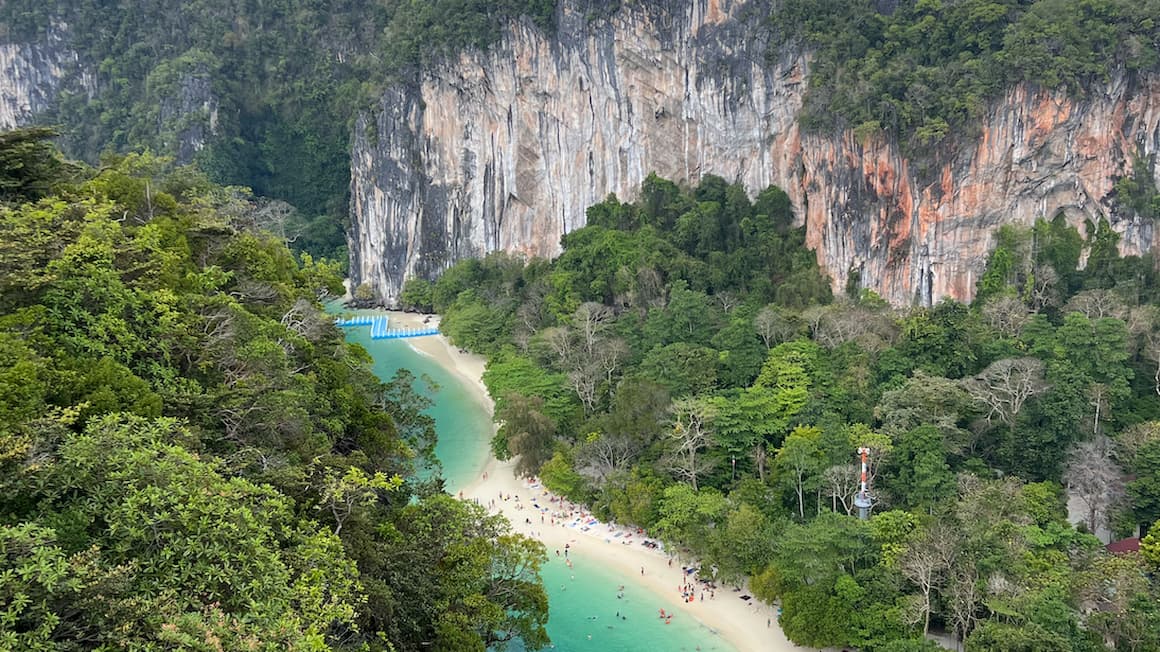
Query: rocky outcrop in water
350,0,1160,306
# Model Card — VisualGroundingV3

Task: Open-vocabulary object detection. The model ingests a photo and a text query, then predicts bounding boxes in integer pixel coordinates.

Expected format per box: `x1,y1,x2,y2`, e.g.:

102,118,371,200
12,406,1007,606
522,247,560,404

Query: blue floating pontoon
334,315,438,339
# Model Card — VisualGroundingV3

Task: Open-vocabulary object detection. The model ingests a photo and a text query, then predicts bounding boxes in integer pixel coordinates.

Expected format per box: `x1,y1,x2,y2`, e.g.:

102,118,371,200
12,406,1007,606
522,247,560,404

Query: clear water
515,551,735,652
335,310,738,652
339,322,491,492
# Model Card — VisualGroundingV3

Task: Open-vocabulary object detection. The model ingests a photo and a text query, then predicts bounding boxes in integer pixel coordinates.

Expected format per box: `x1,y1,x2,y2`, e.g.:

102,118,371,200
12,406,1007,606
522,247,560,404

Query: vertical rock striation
0,24,213,163
350,0,1160,306
0,25,79,130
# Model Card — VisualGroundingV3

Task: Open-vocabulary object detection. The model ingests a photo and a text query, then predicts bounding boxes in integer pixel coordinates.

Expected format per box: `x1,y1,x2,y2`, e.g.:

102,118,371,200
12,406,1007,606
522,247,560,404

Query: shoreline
384,310,803,652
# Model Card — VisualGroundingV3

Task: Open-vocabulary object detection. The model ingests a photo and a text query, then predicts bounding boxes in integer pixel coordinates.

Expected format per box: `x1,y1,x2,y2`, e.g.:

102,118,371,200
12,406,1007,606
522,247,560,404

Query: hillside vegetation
0,0,555,264
6,0,1160,261
773,0,1160,149
426,173,1160,651
0,128,549,652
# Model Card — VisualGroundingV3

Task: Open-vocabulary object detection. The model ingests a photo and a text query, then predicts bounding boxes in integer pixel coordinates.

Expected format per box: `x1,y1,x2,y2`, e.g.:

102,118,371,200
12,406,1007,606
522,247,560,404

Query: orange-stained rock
349,0,1160,306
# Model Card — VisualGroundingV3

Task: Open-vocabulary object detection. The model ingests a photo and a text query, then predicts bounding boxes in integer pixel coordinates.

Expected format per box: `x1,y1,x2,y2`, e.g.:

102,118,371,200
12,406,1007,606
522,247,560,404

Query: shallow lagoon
340,313,738,652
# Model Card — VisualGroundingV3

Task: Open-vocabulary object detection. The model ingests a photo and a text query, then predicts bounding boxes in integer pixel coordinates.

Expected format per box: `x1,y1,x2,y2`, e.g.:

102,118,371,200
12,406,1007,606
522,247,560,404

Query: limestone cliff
350,0,1160,306
0,25,79,131
0,25,213,162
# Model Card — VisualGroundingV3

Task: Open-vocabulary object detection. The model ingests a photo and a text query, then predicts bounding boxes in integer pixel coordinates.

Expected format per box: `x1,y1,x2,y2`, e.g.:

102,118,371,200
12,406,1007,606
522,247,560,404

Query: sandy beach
386,311,803,652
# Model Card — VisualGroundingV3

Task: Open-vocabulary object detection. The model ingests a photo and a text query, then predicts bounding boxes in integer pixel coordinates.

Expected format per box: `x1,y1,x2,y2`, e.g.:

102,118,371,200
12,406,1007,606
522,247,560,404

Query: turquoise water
340,321,491,492
336,310,737,652
516,551,735,652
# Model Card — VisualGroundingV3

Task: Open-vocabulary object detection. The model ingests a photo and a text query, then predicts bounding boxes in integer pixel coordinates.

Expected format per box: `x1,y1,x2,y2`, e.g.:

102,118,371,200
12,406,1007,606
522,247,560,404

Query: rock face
152,60,220,163
0,25,80,130
0,25,213,162
350,0,1160,306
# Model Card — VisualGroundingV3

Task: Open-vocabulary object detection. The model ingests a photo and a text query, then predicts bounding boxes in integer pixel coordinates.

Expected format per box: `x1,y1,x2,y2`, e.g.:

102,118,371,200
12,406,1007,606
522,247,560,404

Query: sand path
387,311,803,652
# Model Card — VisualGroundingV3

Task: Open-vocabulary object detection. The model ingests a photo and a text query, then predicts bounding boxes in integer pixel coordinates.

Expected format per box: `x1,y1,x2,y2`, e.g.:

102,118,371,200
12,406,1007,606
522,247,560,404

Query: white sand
387,311,804,652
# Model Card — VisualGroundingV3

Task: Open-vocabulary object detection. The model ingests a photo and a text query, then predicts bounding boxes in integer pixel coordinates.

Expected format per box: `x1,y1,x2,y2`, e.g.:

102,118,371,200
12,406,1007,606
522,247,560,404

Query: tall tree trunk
923,590,931,636
796,474,805,519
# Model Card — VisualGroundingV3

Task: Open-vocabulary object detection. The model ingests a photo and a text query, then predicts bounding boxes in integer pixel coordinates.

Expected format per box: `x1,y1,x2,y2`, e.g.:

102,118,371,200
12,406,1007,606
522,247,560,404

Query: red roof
1106,538,1140,554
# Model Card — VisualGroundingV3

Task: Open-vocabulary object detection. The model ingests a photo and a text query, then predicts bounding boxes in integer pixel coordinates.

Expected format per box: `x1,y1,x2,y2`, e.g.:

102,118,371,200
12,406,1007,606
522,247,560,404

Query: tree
378,495,549,651
776,425,824,519
1143,525,1160,571
643,280,719,347
380,368,440,475
1076,552,1160,650
482,351,579,431
823,464,860,515
573,301,612,356
898,524,956,636
574,381,668,482
400,277,435,312
665,397,718,490
755,304,801,349
316,465,403,535
709,502,776,582
654,483,727,551
1066,437,1123,541
803,301,894,350
944,557,983,646
981,293,1031,338
1066,288,1127,320
765,512,875,646
876,371,972,455
713,387,795,481
0,127,71,202
753,340,814,425
1127,439,1160,529
639,342,719,397
711,310,766,388
1055,313,1132,433
497,394,558,478
542,303,624,412
887,425,954,514
1128,305,1160,396
4,414,363,649
965,357,1048,427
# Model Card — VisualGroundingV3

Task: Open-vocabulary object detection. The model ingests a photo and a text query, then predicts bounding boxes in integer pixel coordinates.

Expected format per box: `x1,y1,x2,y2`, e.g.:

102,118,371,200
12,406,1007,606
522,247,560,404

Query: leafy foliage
0,132,549,651
774,0,1160,150
431,168,1160,650
1,1,563,264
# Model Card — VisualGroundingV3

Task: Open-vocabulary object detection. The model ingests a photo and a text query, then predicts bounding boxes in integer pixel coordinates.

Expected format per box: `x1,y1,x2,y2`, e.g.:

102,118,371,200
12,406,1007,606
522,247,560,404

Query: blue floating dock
334,315,439,339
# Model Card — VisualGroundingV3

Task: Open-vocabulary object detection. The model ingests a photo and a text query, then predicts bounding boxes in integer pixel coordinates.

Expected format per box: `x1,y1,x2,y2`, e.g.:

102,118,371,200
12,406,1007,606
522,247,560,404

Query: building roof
1105,537,1140,554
